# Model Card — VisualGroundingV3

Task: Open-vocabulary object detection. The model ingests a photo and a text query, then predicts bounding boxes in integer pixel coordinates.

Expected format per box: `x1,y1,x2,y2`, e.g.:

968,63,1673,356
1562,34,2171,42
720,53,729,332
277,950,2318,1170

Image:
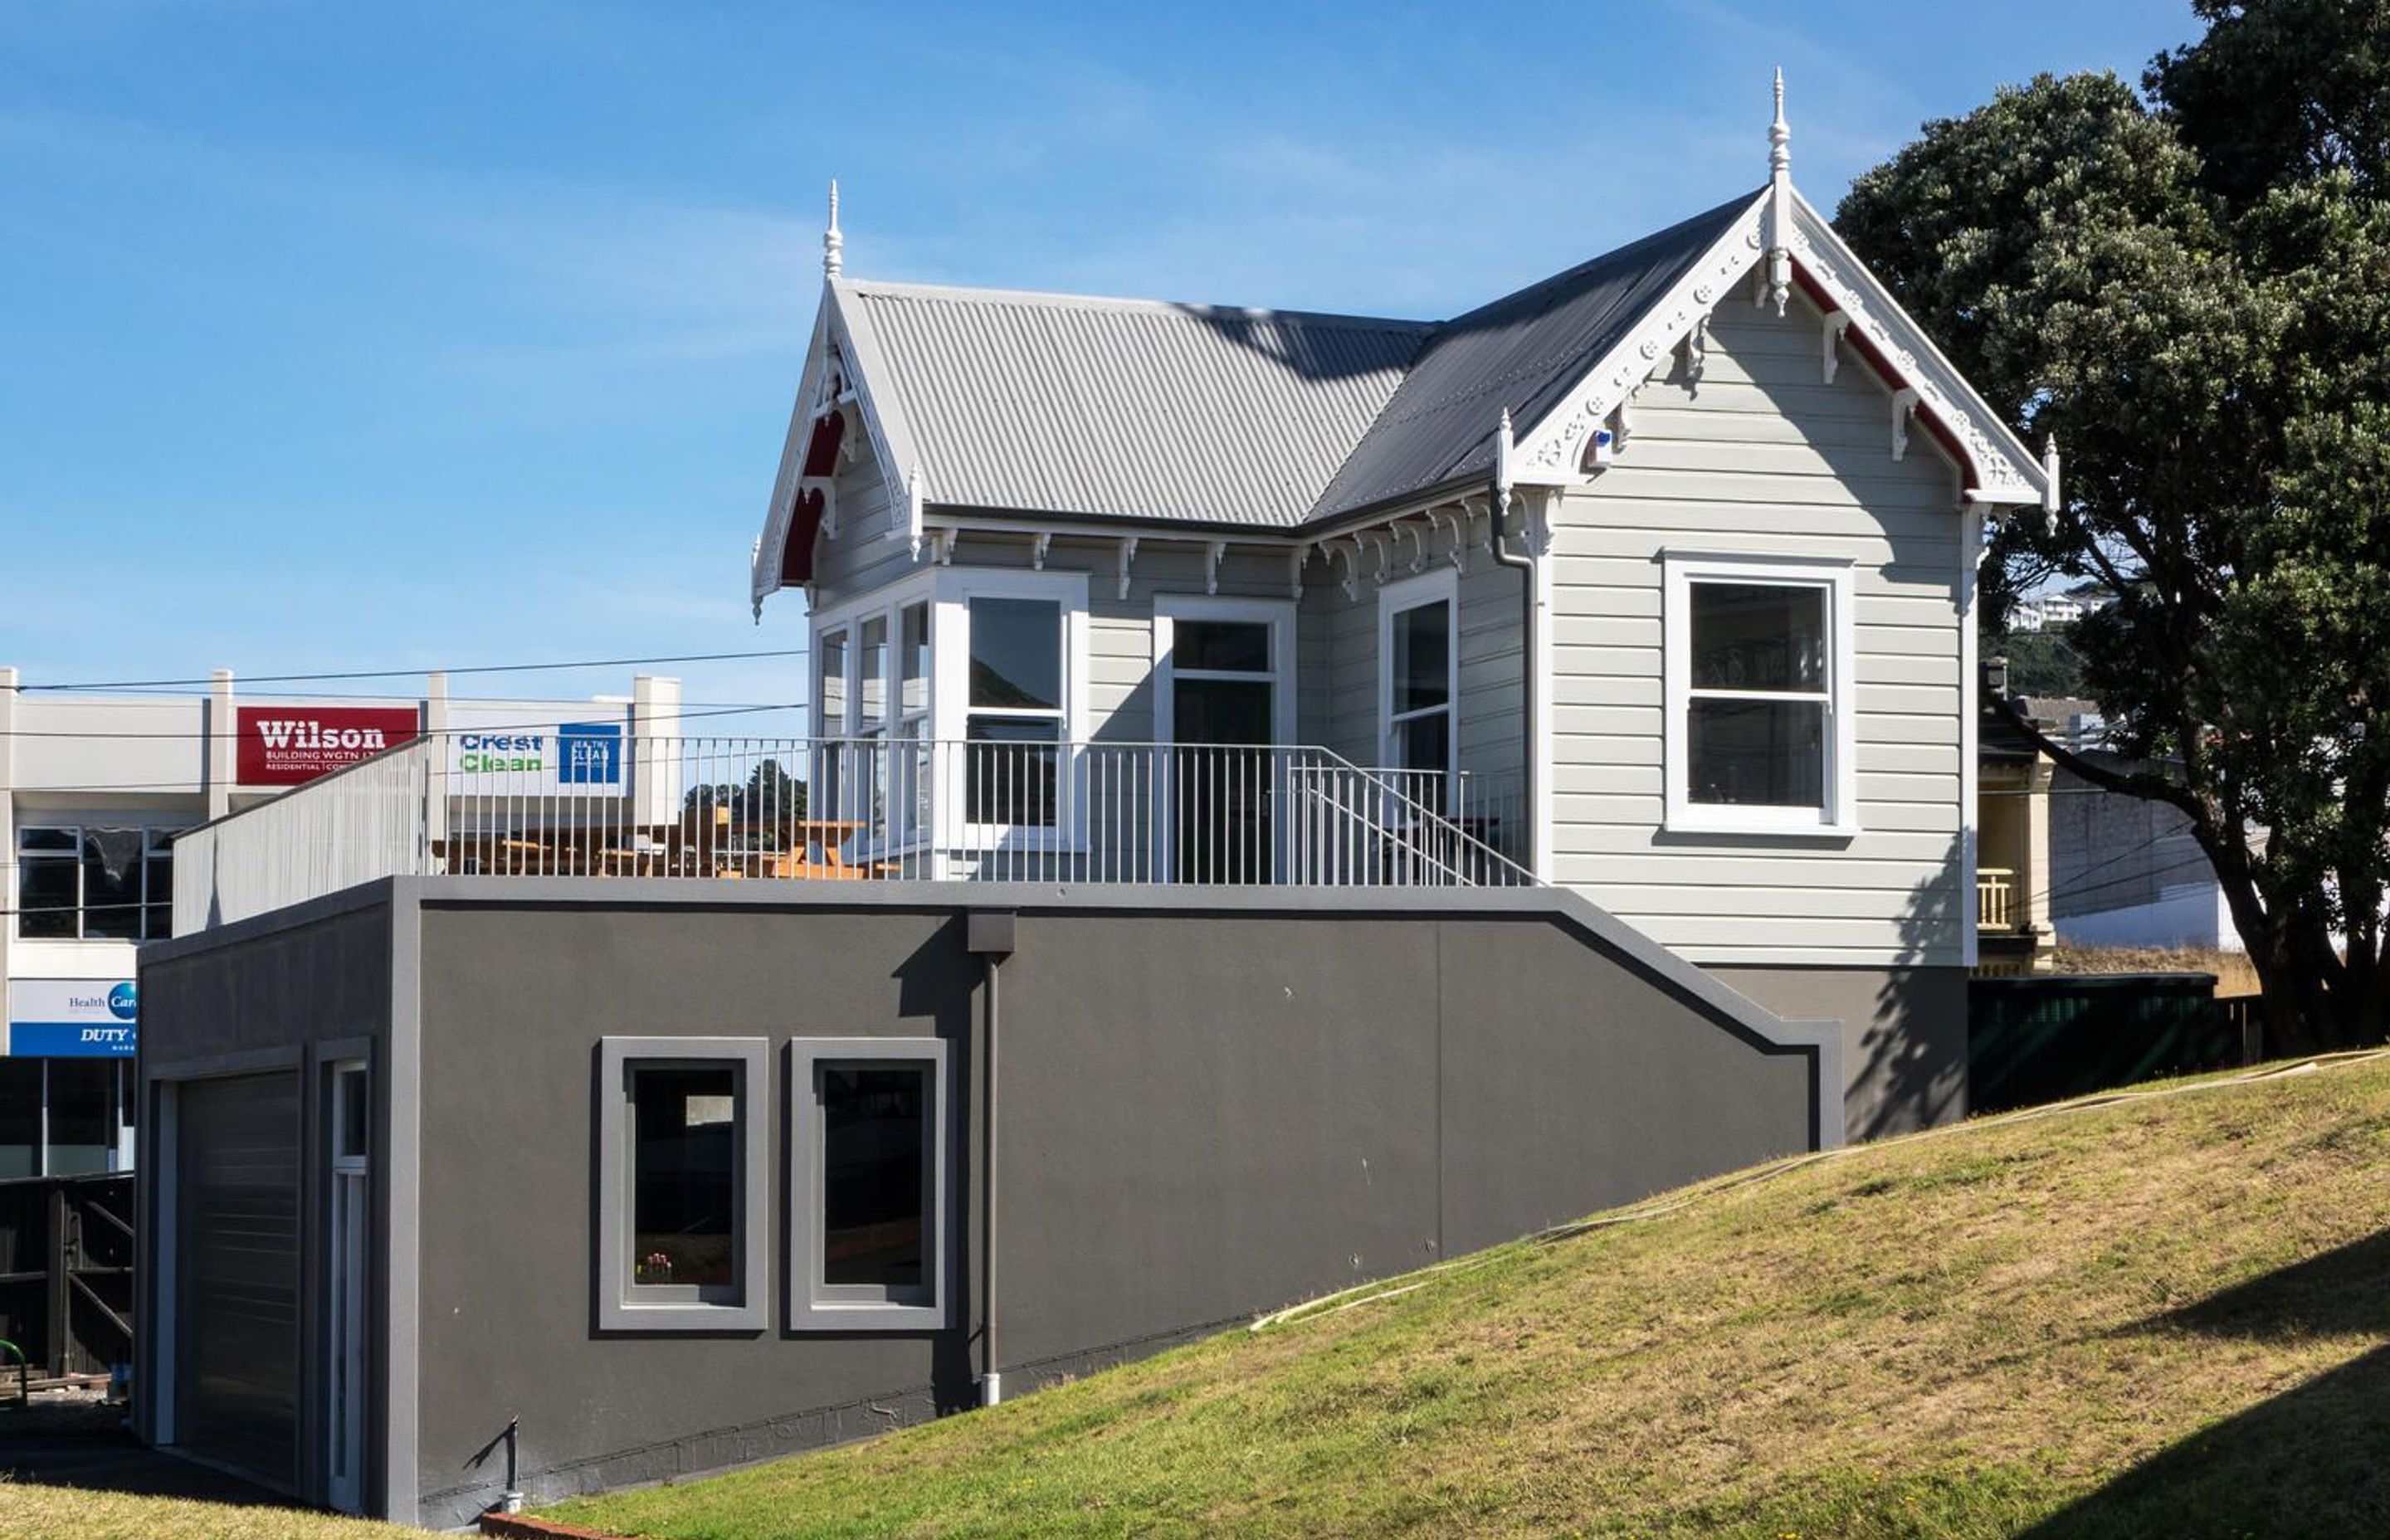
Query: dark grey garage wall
135,891,396,1508
141,896,393,1073
1710,963,1969,1138
407,888,1820,1525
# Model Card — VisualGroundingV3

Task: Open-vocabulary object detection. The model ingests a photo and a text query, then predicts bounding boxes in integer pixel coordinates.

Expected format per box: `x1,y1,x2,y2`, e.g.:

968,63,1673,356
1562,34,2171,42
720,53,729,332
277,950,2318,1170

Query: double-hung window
597,1036,768,1330
1378,571,1458,811
17,825,179,940
815,568,1085,852
788,1037,949,1330
1662,553,1857,836
961,596,1065,830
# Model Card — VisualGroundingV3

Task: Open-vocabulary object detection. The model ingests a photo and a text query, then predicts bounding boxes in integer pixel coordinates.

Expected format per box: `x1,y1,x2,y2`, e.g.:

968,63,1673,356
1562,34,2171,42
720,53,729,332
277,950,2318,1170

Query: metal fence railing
0,1173,134,1386
174,733,1537,932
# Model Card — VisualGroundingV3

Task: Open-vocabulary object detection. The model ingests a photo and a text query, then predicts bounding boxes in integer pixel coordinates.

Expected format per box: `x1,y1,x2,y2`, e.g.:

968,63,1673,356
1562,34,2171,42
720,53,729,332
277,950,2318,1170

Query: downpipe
1485,413,1542,880
966,910,1017,1408
981,950,1002,1407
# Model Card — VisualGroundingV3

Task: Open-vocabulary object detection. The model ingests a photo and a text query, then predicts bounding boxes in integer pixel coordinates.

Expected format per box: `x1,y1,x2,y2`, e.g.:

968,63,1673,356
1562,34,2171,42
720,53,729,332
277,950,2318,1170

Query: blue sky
1,0,2195,719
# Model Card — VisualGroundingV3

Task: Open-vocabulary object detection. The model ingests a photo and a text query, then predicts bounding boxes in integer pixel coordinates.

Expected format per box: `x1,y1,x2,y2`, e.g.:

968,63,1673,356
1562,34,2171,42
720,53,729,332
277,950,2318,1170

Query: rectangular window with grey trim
596,1036,768,1332
788,1037,950,1331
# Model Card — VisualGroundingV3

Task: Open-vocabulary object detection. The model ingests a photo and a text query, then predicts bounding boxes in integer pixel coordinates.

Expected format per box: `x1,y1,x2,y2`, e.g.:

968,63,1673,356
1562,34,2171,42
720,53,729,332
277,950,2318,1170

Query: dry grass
555,1054,2390,1540
2048,943,2265,997
0,1484,423,1540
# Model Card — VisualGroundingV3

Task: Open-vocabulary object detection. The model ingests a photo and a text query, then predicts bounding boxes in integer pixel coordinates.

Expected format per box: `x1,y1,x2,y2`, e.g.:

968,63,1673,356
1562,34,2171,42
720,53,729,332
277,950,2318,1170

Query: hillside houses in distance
2007,583,2114,633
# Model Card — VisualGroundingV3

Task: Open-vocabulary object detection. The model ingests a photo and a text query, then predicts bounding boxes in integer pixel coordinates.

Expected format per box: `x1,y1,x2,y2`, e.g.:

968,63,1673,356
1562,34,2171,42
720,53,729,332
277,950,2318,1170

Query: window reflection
631,1065,739,1290
819,1065,929,1291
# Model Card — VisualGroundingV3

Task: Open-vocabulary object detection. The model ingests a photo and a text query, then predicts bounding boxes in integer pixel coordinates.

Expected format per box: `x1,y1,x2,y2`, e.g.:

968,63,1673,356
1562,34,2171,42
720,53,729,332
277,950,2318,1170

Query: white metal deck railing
172,733,1535,932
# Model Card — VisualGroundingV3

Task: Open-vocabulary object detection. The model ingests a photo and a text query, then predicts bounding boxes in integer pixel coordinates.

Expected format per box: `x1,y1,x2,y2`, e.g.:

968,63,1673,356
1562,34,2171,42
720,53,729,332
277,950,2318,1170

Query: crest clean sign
7,979,138,1057
444,706,630,797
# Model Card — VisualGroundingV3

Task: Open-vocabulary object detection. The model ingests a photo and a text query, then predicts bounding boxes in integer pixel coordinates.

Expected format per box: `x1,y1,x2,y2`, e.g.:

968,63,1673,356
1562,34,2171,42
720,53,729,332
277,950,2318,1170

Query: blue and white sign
446,706,631,796
558,721,624,785
7,978,138,1057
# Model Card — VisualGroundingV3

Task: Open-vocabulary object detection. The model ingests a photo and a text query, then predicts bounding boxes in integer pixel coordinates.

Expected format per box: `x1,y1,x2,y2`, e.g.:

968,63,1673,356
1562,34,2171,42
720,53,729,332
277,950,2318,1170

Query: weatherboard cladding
830,190,1757,532
835,280,1429,529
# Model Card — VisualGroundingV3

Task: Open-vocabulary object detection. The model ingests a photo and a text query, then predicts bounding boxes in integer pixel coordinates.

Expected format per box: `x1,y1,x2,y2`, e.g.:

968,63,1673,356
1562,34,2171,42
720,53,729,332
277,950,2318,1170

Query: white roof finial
1769,67,1790,180
822,178,844,279
1761,69,1794,317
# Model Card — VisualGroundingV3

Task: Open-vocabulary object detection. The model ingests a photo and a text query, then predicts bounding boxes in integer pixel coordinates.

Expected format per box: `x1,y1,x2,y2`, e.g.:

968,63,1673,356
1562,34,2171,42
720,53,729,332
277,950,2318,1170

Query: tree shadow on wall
2016,1228,2390,1539
1847,846,1972,1138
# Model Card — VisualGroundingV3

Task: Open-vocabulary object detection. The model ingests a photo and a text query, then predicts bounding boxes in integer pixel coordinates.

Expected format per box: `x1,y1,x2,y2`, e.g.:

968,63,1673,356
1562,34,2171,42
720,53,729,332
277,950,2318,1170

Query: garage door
176,1071,300,1491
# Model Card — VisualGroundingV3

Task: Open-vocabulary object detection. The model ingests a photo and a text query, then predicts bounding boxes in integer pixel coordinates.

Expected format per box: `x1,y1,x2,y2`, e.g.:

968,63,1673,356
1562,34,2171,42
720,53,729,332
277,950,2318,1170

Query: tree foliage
683,757,807,831
1990,630,2088,699
1836,3,2390,1048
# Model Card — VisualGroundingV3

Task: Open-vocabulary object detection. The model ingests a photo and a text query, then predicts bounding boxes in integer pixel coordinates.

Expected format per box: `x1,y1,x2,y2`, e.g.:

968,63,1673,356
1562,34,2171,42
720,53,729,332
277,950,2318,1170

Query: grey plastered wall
398,879,1823,1524
134,889,397,1510
1709,962,1968,1138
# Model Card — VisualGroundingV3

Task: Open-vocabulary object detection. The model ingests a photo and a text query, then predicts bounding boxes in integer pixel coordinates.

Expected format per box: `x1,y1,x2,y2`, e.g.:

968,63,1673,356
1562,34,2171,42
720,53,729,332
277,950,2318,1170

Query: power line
16,647,809,693
0,700,808,740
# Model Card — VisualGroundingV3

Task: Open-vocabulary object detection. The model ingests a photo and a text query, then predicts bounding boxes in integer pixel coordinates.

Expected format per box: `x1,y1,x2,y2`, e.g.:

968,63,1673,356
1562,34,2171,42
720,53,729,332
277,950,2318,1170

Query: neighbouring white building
0,667,680,1177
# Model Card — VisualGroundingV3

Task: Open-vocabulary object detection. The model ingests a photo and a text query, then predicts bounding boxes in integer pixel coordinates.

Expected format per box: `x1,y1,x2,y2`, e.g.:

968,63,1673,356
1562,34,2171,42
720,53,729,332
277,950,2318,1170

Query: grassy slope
0,1486,426,1540
557,1055,2390,1540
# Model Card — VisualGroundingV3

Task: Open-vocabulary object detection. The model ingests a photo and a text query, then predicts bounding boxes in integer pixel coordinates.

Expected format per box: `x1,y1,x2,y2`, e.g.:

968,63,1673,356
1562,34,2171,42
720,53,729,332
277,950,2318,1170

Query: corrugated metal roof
828,190,1758,532
834,280,1431,529
1309,192,1758,522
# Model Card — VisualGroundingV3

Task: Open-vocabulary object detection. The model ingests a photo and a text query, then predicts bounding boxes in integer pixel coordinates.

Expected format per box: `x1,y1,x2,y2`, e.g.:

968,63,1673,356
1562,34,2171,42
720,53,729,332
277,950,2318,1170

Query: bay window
1663,553,1856,836
811,568,1087,854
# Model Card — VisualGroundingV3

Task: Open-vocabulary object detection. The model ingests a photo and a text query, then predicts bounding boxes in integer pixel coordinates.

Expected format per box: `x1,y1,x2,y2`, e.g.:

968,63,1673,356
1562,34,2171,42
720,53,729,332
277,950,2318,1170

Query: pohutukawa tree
1835,0,2390,1051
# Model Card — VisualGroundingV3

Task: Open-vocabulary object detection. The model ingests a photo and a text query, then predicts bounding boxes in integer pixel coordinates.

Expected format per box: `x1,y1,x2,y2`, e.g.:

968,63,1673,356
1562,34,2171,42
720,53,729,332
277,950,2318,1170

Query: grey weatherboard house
137,84,2057,1523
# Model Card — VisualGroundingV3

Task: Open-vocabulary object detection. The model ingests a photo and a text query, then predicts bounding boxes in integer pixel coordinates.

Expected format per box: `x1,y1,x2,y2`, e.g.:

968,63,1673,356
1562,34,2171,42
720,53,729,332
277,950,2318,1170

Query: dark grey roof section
835,280,1431,529
1307,192,1758,522
828,191,1758,533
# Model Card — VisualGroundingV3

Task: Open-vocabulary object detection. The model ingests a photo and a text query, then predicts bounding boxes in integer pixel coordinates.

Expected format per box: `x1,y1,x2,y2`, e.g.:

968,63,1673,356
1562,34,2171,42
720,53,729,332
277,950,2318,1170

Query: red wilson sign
236,706,421,786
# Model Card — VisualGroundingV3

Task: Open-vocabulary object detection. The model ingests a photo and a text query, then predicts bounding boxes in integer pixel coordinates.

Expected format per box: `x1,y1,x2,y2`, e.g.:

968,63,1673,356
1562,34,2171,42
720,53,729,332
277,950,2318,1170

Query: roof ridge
836,276,1435,334
1441,189,1763,329
1304,188,1763,523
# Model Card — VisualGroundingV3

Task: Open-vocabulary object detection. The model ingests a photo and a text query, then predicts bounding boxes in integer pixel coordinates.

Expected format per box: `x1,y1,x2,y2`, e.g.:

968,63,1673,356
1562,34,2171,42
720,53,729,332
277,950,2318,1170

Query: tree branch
1985,690,2203,817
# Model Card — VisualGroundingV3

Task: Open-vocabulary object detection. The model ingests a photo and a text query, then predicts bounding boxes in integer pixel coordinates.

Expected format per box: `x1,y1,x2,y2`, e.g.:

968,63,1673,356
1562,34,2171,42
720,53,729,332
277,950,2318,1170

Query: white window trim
1661,550,1860,838
595,1036,768,1333
787,1036,951,1332
812,568,1098,859
1376,568,1461,811
1152,595,1299,882
811,568,938,741
1153,595,1298,750
929,568,1091,854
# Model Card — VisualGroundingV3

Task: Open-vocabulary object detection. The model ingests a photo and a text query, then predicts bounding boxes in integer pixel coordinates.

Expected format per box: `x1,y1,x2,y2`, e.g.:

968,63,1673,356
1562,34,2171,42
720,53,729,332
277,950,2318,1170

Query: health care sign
7,979,138,1057
237,705,422,786
443,706,628,795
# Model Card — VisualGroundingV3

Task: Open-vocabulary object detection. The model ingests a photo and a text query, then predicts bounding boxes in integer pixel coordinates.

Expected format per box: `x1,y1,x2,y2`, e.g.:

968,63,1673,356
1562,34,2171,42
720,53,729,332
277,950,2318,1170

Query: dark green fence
1968,972,2235,1114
